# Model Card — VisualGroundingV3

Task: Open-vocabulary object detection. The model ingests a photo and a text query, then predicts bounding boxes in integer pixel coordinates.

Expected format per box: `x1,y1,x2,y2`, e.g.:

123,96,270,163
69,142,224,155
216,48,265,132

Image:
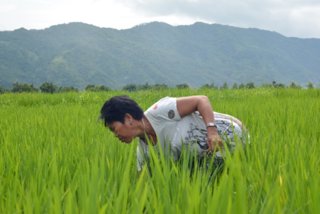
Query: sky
1,0,320,38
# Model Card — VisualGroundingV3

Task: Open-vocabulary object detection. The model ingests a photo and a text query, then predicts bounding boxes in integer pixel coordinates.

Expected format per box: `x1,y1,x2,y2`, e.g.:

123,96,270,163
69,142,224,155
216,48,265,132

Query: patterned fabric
136,97,248,171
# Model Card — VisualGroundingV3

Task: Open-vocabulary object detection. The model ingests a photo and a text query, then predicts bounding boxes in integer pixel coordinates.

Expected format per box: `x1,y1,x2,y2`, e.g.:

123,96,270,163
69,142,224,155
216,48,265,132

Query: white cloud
0,0,319,38
116,0,320,38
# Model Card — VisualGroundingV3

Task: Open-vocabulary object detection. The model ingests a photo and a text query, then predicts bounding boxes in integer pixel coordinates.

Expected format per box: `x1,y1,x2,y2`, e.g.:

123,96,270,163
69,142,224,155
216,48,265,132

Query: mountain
0,22,319,89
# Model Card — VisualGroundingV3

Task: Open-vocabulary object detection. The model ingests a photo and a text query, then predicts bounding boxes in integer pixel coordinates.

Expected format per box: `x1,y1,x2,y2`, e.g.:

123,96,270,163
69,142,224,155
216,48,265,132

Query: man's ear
124,113,133,125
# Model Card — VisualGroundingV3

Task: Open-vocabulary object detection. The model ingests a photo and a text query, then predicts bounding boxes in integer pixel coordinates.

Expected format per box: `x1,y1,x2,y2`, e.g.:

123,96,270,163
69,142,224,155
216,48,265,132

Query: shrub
12,82,38,93
40,82,58,93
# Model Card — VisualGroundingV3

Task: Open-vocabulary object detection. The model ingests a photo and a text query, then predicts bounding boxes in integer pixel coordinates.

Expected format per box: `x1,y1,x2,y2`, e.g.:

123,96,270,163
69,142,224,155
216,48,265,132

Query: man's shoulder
145,97,175,113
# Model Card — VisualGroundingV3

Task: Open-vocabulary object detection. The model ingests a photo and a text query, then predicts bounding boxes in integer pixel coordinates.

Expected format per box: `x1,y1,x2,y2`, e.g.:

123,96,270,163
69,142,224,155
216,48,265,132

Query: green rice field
0,88,319,213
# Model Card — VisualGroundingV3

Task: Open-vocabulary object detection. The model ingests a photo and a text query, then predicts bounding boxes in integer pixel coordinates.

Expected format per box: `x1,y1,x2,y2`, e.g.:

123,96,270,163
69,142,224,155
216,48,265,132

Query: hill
0,22,319,89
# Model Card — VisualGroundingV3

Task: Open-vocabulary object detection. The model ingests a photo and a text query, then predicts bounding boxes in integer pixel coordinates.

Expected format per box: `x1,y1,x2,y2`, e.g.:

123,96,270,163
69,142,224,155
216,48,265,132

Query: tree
232,83,238,89
85,84,95,91
12,82,38,93
40,82,58,93
122,84,138,92
176,83,189,89
238,83,245,89
0,85,5,94
139,83,152,90
85,84,110,92
201,83,217,89
272,81,285,88
152,84,168,90
245,82,255,89
220,82,228,90
288,82,301,89
306,82,314,89
96,85,111,91
58,86,78,92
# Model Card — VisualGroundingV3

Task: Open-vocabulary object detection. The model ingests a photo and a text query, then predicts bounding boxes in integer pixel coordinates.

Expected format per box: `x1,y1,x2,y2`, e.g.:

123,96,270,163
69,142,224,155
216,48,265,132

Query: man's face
108,120,135,144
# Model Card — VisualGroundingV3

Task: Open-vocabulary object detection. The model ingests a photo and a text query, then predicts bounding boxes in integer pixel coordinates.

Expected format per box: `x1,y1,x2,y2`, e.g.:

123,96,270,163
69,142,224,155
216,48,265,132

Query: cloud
117,0,320,38
0,0,144,30
0,0,319,38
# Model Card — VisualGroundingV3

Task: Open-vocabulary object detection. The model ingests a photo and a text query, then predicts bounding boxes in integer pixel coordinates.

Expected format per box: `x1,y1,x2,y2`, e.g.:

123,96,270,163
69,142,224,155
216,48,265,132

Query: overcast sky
1,0,320,38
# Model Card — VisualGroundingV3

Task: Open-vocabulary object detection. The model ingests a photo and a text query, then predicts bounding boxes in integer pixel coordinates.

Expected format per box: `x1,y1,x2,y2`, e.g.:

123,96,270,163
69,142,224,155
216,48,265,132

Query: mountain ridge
0,22,319,89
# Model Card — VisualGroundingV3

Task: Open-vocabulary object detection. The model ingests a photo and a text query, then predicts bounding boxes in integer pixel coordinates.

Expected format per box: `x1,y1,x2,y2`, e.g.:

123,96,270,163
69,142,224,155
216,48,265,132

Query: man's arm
176,95,223,151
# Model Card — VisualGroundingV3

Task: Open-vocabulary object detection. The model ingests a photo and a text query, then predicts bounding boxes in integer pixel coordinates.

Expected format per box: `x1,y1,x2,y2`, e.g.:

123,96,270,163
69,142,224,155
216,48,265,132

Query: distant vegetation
0,81,317,94
1,22,320,89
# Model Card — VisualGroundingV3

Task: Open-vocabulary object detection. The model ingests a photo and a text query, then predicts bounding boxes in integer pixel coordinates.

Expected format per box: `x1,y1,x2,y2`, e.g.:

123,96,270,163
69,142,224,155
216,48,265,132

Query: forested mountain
0,22,319,89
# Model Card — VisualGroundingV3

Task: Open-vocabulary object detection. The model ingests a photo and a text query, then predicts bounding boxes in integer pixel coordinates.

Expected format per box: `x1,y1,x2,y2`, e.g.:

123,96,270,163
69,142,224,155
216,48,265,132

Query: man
100,95,247,172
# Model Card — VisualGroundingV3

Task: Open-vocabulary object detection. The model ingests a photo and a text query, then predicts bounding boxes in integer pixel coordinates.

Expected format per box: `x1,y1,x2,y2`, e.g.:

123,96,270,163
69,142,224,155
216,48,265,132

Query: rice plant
0,88,319,213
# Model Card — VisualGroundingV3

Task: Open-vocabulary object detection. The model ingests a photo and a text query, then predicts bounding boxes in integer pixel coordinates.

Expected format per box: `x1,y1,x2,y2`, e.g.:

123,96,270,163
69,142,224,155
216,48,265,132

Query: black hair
100,95,144,126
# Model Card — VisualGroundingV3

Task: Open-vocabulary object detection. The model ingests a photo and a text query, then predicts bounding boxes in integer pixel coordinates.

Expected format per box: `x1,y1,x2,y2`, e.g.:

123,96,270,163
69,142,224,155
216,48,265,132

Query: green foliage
238,83,245,89
201,83,218,89
288,81,302,89
151,83,169,90
1,22,320,88
0,85,5,94
85,84,111,92
0,89,320,213
236,82,255,89
40,82,58,93
122,84,138,92
307,82,314,89
245,82,255,89
232,83,238,89
220,82,229,89
58,86,79,93
176,83,190,89
4,81,320,95
138,83,152,90
11,82,38,93
273,81,286,88
122,83,169,91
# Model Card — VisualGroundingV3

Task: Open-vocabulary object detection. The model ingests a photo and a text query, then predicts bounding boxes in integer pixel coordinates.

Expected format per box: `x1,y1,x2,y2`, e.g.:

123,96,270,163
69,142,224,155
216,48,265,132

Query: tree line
0,81,318,94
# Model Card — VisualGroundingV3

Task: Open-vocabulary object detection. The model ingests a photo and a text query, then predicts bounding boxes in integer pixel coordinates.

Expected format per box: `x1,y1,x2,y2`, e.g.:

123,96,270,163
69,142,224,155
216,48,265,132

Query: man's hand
207,127,223,152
